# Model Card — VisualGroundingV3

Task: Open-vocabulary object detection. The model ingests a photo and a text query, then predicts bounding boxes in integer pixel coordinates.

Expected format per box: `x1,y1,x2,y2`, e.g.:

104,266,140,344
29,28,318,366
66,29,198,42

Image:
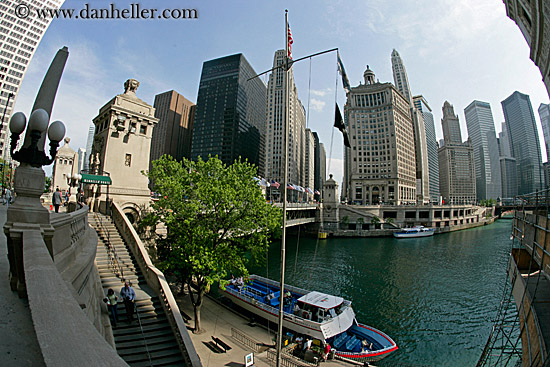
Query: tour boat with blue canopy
222,274,398,363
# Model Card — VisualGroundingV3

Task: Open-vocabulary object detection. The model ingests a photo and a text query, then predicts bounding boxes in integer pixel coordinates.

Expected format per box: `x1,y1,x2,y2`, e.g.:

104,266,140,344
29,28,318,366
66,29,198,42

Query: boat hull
393,230,435,238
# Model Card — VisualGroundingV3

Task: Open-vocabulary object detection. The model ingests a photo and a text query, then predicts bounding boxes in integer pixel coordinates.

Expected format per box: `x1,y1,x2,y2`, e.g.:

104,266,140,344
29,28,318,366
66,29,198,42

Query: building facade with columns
504,0,550,98
343,66,417,205
51,137,75,195
88,79,158,220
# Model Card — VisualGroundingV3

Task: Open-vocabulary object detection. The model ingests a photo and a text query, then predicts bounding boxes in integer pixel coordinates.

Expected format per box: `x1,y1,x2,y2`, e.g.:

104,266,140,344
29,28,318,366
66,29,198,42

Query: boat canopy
298,291,344,310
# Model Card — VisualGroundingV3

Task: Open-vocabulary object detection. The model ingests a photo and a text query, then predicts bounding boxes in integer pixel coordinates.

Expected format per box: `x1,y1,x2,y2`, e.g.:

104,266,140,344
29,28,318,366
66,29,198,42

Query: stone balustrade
22,225,127,366
111,201,202,367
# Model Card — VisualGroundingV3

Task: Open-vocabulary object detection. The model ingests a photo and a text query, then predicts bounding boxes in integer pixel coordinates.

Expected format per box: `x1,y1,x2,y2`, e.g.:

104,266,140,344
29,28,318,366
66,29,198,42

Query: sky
13,0,550,184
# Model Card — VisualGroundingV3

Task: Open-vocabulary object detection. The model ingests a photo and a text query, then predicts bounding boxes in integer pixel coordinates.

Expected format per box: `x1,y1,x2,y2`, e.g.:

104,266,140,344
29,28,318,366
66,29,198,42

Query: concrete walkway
176,290,352,367
0,203,45,367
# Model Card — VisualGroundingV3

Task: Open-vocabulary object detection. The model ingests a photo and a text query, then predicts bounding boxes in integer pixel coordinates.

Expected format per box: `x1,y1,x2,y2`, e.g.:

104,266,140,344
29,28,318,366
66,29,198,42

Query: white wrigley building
343,66,417,205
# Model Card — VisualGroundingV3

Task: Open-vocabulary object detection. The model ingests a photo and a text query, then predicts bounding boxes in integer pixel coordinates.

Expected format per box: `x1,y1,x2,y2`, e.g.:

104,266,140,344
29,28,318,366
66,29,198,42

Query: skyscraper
264,49,306,186
391,49,412,103
501,91,543,194
343,66,417,205
304,128,315,190
503,1,550,97
498,122,519,198
191,54,266,173
0,0,65,160
539,103,550,161
441,101,463,144
83,124,95,172
464,101,501,200
413,95,439,203
391,50,429,203
312,132,326,194
150,90,195,171
438,102,476,204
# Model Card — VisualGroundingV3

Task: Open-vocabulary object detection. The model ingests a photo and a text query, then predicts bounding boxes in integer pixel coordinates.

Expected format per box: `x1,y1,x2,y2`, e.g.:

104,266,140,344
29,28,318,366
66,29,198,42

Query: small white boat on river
221,275,398,363
393,226,435,238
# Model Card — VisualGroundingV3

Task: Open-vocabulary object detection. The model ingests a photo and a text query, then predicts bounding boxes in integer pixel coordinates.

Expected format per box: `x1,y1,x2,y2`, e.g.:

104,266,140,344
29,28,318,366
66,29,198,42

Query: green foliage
386,217,394,224
370,216,380,225
143,155,282,332
44,176,52,193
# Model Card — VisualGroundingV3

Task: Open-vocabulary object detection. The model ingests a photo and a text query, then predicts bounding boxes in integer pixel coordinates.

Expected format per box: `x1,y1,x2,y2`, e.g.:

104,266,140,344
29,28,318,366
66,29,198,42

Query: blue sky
14,0,550,183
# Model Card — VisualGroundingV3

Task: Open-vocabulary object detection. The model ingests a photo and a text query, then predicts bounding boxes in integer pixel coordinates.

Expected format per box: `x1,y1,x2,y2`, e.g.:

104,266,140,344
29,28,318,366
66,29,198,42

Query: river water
250,219,515,366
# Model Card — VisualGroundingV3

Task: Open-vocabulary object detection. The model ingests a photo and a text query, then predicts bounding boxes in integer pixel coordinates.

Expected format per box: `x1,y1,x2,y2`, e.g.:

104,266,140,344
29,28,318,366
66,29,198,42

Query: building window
140,124,147,134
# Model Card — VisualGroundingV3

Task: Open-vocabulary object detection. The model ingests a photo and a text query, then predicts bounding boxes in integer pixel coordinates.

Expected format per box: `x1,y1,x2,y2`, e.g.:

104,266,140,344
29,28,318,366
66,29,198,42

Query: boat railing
224,286,314,324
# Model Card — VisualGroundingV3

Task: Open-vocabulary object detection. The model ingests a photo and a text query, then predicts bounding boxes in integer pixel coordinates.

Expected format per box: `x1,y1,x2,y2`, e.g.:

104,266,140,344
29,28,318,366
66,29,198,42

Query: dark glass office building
191,54,266,173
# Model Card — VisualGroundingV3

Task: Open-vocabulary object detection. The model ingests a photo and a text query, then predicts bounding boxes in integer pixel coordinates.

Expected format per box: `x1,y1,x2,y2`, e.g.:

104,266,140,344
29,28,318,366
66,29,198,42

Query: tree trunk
188,282,205,334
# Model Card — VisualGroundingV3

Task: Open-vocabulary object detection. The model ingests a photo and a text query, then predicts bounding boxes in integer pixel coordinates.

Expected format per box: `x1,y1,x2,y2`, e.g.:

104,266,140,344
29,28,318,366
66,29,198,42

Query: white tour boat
393,225,436,238
221,274,398,363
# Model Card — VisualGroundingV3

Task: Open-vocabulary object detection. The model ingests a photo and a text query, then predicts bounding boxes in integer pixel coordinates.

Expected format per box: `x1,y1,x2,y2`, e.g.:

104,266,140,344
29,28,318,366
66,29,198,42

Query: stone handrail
22,226,128,366
111,202,202,367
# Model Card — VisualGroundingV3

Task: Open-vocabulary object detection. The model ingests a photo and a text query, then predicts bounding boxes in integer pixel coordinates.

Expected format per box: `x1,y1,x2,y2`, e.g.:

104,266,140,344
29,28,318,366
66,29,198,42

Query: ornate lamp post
4,46,68,296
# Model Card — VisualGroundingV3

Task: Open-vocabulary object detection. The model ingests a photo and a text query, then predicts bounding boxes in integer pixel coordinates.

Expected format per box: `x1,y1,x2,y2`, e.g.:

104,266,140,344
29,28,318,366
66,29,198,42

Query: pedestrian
52,187,62,213
76,188,85,208
120,281,136,322
5,188,12,208
104,288,119,327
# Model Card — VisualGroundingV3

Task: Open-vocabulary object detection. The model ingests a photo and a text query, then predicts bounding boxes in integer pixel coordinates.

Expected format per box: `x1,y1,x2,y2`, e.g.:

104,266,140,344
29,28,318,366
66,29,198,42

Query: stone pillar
4,165,54,297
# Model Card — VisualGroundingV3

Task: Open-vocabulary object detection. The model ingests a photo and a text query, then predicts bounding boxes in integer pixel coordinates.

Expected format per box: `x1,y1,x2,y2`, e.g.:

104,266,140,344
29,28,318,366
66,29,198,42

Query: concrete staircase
90,213,187,367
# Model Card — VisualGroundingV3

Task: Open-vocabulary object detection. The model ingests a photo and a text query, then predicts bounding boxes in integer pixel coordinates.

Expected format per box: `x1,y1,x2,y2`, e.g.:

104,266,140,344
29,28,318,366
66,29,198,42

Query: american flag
271,180,281,189
287,24,293,59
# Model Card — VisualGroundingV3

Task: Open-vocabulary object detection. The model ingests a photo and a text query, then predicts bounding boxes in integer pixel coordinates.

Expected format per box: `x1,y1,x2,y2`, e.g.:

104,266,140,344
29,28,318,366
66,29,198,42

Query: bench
211,336,232,353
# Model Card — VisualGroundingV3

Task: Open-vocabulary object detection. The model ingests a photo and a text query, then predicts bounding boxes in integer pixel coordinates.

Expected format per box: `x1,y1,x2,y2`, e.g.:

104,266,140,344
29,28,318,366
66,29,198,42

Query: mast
276,9,290,367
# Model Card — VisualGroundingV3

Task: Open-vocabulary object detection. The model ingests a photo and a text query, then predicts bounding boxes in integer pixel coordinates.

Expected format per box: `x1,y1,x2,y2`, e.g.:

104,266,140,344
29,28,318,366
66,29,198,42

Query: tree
44,176,52,193
340,215,349,230
144,155,282,333
371,215,380,229
356,217,364,230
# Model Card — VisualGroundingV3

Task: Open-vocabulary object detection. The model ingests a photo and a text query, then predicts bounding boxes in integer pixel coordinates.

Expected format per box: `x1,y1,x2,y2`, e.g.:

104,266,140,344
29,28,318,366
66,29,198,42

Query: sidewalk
175,290,352,367
0,204,45,367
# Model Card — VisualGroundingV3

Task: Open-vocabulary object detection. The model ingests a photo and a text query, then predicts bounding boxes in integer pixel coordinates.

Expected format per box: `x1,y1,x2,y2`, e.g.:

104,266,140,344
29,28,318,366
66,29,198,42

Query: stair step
117,340,180,357
114,328,174,343
126,354,185,367
121,347,183,364
115,334,179,350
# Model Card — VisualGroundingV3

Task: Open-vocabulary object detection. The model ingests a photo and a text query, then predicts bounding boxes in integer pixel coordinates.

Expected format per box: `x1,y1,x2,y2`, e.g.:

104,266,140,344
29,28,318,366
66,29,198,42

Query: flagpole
276,9,290,367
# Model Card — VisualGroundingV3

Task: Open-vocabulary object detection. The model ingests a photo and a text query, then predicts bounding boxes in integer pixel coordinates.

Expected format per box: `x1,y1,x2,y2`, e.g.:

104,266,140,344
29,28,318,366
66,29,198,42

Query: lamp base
7,164,50,224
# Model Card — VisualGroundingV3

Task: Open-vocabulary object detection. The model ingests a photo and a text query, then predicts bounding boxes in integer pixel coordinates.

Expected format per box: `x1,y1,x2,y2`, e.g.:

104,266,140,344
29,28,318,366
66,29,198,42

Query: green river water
249,219,515,366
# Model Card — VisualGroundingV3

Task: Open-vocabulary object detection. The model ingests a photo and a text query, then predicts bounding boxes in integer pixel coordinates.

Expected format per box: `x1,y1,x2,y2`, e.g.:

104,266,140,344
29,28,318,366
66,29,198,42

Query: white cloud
326,157,344,187
310,98,326,112
310,88,332,97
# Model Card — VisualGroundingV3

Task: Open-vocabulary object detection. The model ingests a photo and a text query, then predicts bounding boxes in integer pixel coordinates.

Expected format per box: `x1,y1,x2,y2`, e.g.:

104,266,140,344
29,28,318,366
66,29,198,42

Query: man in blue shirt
120,281,136,322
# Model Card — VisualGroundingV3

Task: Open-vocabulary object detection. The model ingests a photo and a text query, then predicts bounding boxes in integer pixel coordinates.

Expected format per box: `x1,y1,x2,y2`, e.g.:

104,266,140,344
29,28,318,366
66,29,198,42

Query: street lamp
9,109,65,167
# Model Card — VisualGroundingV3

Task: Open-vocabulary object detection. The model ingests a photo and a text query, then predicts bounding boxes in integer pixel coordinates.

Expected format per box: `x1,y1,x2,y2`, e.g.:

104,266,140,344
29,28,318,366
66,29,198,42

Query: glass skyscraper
501,91,543,195
413,95,439,203
191,54,266,173
464,100,501,200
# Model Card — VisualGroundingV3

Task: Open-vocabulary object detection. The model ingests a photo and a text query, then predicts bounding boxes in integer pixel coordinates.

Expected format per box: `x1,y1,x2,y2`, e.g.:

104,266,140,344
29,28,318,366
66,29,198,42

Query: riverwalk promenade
175,291,355,367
